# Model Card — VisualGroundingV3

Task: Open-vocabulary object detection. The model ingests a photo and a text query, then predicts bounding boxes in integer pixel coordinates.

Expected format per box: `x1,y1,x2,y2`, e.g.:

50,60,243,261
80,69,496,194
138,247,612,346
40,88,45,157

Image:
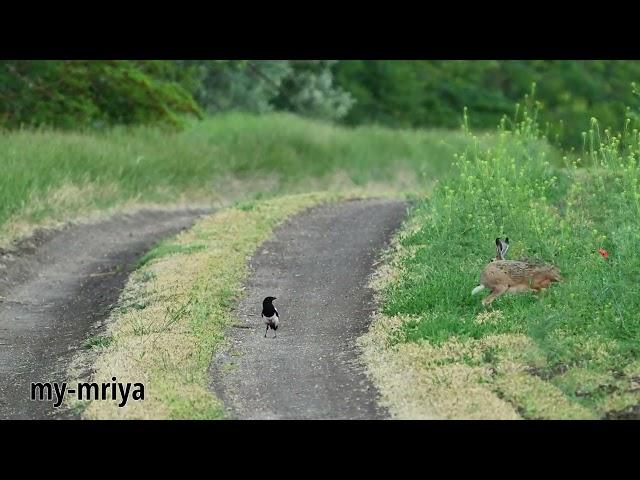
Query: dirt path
210,199,407,419
0,208,210,419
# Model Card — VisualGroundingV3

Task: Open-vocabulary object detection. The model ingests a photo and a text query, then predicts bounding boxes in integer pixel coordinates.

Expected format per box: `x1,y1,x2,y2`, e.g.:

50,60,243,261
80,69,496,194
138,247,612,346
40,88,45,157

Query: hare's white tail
471,284,485,296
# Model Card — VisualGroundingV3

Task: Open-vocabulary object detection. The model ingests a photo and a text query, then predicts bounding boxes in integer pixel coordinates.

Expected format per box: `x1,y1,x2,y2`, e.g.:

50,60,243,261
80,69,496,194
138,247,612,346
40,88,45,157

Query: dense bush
0,61,203,129
177,60,354,121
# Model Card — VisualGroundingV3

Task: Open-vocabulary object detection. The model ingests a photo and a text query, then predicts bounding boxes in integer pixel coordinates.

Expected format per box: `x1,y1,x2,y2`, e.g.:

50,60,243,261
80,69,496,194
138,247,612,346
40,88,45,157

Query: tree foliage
0,60,202,129
1,60,638,148
333,60,640,147
176,60,354,121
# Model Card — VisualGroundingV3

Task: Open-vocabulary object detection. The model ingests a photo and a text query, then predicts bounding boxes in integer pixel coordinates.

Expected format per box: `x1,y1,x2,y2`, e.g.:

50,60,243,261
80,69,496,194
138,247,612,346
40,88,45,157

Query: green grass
376,107,640,419
136,242,208,268
0,112,486,247
81,335,114,350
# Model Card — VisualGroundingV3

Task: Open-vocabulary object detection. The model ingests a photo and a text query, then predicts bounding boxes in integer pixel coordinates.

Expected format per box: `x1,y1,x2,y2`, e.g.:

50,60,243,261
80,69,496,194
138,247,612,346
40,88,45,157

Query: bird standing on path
262,296,279,338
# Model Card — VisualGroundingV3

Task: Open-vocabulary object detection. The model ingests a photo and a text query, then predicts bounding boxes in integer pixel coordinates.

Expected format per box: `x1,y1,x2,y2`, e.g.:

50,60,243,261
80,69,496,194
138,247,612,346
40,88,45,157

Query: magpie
261,296,279,338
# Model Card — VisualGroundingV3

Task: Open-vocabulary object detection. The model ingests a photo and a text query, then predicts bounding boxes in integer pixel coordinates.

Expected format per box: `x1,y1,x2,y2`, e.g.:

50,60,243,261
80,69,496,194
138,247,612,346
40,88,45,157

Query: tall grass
0,112,485,245
382,100,640,418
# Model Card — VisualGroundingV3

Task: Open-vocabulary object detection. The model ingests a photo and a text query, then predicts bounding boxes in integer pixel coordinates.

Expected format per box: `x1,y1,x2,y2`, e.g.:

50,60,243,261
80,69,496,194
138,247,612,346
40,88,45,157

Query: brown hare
472,238,562,306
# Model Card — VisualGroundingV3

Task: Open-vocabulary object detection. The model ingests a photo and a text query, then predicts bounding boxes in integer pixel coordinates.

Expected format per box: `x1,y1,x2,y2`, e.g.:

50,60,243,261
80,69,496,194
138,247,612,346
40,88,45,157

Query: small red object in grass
598,248,609,258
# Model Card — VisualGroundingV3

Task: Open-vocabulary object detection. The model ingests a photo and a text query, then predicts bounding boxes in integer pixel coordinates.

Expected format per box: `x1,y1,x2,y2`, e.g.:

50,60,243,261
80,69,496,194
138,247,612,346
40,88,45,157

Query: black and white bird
261,296,279,338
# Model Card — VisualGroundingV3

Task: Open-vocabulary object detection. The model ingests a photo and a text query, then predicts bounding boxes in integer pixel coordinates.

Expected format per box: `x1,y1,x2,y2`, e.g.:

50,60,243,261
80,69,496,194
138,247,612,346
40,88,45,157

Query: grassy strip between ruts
65,191,387,419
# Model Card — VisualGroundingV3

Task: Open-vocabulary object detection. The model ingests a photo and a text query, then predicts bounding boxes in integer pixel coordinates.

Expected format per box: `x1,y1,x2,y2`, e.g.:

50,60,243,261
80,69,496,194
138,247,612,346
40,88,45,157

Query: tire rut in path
210,199,407,419
0,208,210,419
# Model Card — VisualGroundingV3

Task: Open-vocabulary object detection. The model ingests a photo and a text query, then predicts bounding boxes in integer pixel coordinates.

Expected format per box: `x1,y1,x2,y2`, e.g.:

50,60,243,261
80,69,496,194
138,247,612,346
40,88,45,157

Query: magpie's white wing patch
264,314,278,326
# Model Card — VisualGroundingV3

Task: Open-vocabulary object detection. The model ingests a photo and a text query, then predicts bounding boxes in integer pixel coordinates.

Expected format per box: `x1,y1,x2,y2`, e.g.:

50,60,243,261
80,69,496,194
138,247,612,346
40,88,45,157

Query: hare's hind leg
532,285,547,301
482,285,508,306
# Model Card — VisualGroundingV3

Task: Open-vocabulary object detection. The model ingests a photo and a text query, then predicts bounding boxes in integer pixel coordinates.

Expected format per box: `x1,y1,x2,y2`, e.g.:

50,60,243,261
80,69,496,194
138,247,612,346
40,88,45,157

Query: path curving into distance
210,198,407,419
0,208,210,419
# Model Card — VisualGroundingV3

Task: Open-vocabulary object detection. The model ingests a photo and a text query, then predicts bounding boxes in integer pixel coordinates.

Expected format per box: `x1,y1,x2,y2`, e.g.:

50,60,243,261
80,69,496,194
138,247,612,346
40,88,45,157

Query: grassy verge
67,191,369,419
360,109,640,419
0,112,483,249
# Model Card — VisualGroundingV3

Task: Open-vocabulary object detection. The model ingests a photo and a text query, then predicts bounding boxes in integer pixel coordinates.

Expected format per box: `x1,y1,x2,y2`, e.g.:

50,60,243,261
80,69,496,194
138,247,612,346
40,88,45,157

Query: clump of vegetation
82,335,114,350
373,89,640,419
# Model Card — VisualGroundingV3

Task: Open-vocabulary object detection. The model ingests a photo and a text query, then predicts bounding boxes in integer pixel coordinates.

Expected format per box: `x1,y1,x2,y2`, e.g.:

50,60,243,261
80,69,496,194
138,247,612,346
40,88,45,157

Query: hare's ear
495,238,503,260
501,240,510,258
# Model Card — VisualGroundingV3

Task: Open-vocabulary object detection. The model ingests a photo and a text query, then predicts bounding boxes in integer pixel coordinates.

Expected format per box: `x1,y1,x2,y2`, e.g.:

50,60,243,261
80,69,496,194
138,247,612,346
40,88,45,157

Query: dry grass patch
360,314,517,419
360,311,597,419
